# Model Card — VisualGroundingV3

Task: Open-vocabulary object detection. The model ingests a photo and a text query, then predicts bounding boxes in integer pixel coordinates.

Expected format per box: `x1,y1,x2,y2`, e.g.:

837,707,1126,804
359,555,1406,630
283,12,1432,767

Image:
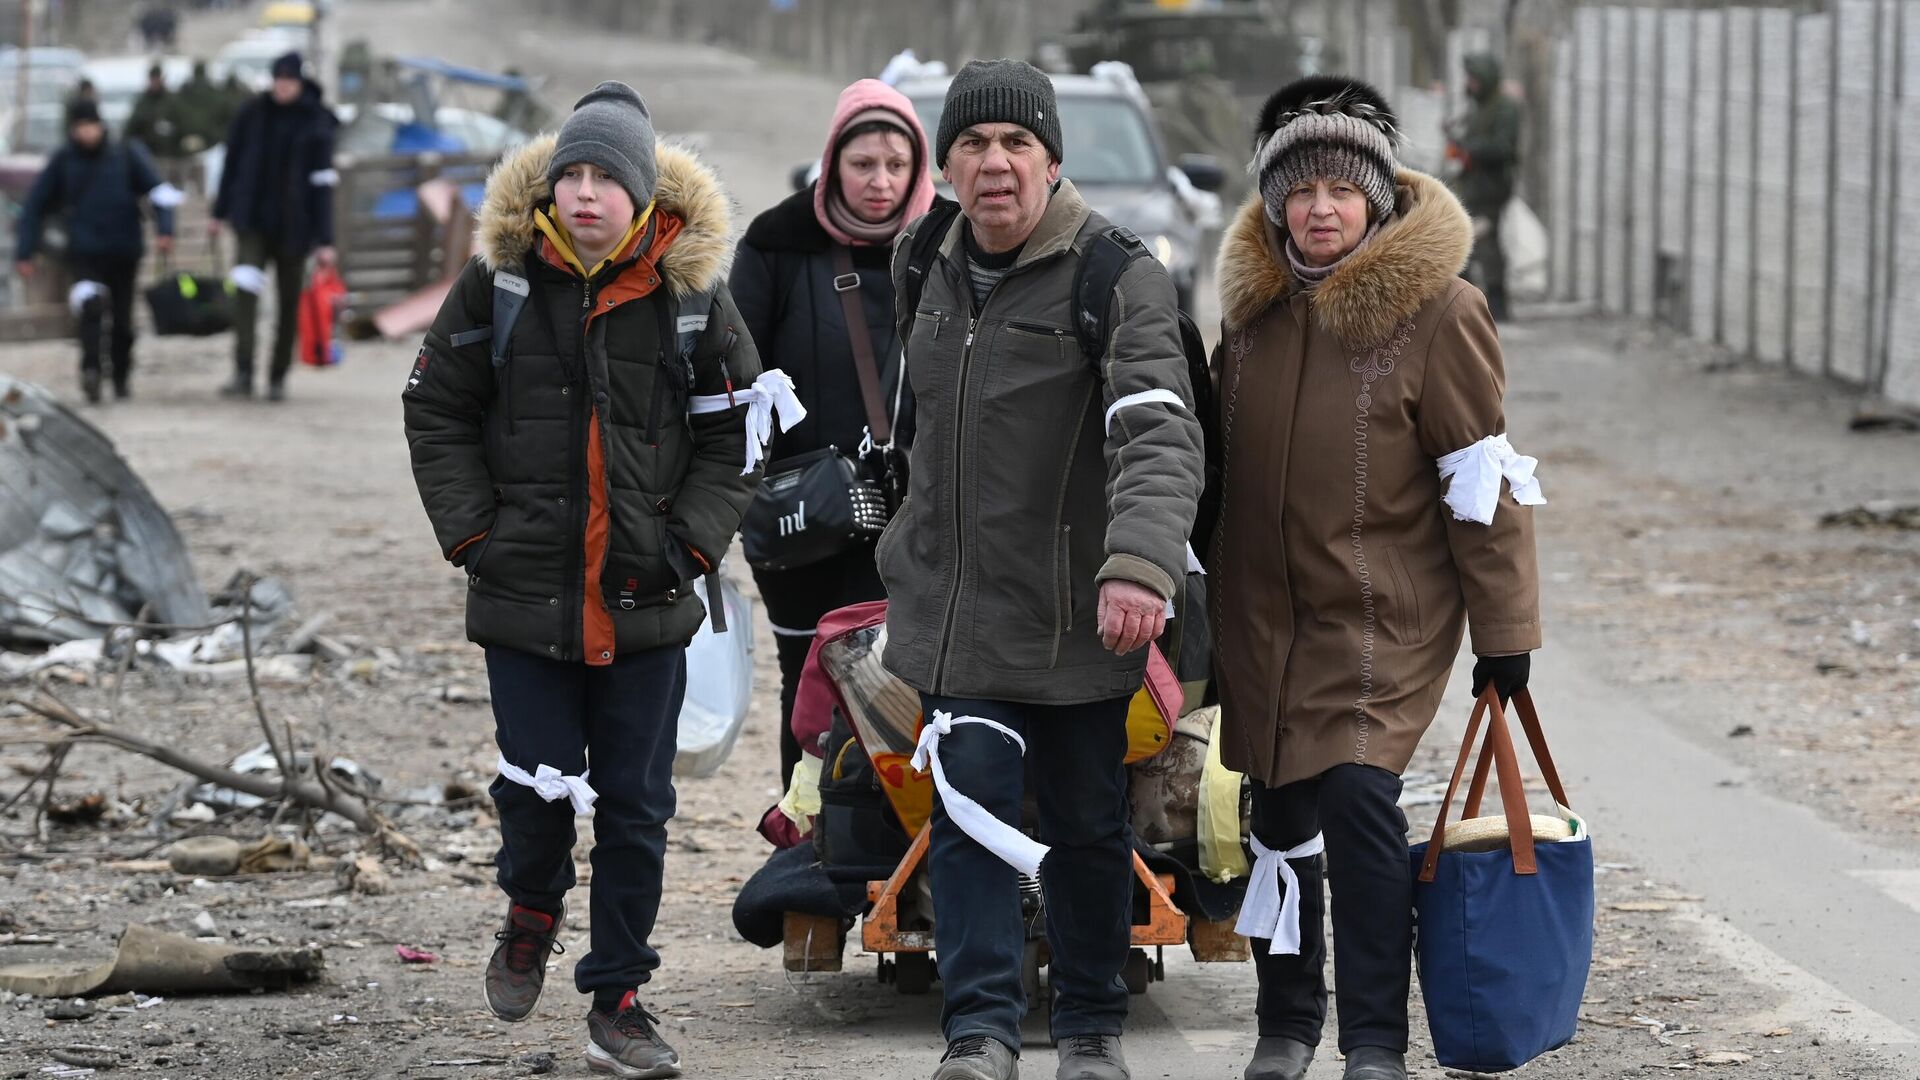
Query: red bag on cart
297,265,348,367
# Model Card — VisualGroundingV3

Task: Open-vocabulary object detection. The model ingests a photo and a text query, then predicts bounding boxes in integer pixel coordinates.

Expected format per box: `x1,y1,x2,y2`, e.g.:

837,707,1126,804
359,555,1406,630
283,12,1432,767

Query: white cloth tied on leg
911,710,1049,876
67,280,105,313
685,368,808,474
496,753,597,815
227,264,267,296
1435,433,1546,525
1235,832,1326,955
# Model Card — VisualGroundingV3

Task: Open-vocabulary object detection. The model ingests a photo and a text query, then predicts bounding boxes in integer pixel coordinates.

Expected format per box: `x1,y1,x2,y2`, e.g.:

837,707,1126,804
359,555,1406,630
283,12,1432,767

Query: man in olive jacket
403,83,759,1076
879,59,1204,1080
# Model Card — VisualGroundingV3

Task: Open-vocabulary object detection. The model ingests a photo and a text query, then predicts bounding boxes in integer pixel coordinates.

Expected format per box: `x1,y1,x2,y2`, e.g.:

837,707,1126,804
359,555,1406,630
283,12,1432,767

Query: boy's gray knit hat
548,81,658,207
936,58,1063,169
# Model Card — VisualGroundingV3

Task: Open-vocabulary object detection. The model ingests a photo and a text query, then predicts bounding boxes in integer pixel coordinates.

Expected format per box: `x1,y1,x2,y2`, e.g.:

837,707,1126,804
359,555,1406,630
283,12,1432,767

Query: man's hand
154,234,174,256
13,261,32,280
1097,578,1168,656
314,245,337,269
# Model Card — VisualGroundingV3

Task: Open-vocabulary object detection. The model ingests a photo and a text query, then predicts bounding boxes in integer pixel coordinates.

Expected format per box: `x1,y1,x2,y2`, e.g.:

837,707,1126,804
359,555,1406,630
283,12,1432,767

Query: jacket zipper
563,278,591,659
930,305,977,694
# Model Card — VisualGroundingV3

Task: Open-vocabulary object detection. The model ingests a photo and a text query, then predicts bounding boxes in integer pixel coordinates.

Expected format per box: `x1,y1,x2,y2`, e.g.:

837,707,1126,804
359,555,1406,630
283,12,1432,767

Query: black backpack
898,202,1222,696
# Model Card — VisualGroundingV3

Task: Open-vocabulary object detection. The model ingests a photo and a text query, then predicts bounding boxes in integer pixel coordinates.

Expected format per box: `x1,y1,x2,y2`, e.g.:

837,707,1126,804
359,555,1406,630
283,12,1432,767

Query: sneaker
1245,1036,1314,1080
218,377,253,399
1342,1047,1407,1080
1055,1034,1127,1080
483,901,564,1022
933,1034,1019,1080
585,990,680,1079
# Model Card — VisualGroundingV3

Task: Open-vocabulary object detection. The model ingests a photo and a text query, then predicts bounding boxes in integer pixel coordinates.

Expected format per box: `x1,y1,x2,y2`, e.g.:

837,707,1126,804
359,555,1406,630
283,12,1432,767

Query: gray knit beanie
936,58,1062,169
548,81,659,208
1251,76,1401,225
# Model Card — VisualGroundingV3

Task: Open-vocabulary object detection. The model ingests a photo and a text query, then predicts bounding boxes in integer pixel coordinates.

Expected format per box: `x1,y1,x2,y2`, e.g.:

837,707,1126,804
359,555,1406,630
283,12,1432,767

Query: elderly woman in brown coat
1209,77,1543,1080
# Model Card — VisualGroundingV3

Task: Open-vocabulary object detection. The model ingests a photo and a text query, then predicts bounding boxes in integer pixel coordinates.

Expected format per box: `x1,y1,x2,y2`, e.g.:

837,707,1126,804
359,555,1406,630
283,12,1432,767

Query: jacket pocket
1381,544,1423,643
1050,524,1073,668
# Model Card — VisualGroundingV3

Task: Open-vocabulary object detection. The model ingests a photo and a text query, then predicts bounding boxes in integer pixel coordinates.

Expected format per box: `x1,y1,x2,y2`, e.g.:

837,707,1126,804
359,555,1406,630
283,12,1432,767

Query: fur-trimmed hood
1215,167,1472,345
476,132,733,297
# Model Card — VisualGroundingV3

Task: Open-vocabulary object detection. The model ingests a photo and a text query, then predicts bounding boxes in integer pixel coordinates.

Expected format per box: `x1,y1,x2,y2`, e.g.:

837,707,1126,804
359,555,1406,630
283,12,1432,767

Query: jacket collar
935,178,1093,270
477,132,733,298
1215,168,1472,346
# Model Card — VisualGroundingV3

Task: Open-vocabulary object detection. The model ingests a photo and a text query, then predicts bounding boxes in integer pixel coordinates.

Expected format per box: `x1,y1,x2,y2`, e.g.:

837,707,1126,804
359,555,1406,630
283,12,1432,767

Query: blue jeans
486,644,685,995
921,692,1135,1049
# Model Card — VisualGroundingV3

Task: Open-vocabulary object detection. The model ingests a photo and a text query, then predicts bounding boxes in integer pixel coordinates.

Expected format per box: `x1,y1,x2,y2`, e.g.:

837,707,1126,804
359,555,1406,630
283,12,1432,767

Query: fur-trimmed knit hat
1251,76,1401,225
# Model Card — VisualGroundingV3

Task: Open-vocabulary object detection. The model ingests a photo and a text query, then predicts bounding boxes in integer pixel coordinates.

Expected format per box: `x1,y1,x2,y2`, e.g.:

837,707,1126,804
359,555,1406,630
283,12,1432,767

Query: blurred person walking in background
1446,54,1521,321
13,100,180,404
211,52,337,402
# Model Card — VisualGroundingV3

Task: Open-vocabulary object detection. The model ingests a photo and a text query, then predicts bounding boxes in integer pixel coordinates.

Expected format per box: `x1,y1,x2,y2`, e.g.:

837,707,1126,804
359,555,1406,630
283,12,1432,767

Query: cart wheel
895,951,935,995
1021,939,1048,1012
1122,948,1151,995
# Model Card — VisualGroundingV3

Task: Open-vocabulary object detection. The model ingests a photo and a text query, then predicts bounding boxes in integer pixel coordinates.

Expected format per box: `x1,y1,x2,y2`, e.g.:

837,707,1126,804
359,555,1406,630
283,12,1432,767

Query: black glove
1471,652,1530,704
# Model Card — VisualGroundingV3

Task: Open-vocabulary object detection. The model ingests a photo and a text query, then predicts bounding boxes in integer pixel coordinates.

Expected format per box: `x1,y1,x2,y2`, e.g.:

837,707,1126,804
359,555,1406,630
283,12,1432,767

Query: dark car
796,64,1225,312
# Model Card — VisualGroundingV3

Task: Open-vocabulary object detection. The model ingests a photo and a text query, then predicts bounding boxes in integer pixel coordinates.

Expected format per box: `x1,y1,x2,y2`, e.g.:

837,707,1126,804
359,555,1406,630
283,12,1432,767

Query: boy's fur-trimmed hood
1215,167,1472,346
476,132,733,296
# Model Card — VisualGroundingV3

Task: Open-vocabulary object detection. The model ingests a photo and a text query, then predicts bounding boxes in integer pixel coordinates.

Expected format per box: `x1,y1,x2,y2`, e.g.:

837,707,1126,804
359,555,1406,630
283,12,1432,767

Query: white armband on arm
1435,434,1546,525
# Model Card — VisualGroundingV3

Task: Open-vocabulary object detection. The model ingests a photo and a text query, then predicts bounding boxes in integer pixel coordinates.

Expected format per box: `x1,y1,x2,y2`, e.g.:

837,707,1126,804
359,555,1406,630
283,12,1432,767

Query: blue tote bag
1408,688,1593,1073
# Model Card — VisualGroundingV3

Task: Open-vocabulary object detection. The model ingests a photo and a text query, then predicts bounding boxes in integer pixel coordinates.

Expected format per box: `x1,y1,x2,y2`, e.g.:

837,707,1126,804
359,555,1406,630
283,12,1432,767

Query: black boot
1341,1047,1406,1080
1244,1037,1314,1080
81,368,103,405
219,373,254,399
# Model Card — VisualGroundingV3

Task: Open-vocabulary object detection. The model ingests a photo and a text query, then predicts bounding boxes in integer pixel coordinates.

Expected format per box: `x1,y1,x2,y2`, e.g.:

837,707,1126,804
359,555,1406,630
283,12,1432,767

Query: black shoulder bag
740,248,901,572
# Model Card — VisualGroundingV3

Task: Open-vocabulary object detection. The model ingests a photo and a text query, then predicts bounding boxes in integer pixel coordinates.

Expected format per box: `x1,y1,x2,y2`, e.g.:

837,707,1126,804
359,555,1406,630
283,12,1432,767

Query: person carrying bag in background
730,78,937,788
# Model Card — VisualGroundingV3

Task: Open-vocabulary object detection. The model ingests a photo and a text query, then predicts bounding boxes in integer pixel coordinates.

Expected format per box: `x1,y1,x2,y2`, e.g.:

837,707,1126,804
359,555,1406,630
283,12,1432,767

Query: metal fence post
1864,0,1888,378
1652,0,1668,322
1571,4,1587,304
1786,6,1802,370
1713,0,1731,347
1684,3,1700,335
1824,0,1844,376
1746,6,1763,356
1625,3,1641,317
1879,0,1908,392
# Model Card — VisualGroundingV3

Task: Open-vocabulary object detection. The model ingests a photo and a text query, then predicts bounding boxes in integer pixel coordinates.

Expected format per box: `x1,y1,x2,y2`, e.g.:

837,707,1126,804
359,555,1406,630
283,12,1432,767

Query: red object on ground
393,944,439,964
298,265,349,367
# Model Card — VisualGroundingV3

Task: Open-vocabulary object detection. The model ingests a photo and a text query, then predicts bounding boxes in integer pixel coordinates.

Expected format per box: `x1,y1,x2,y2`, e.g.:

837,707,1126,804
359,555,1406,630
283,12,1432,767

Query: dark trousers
486,644,686,995
752,544,885,787
1249,763,1411,1054
71,255,140,389
1470,210,1509,321
232,231,307,387
921,692,1134,1048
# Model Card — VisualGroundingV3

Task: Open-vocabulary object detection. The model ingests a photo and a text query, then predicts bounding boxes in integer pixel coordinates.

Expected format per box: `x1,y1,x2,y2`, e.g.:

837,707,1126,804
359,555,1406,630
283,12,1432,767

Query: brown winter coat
1208,168,1541,788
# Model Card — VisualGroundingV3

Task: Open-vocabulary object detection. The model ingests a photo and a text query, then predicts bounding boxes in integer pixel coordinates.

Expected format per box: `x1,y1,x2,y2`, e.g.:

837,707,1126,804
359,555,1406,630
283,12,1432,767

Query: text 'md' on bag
1408,687,1593,1074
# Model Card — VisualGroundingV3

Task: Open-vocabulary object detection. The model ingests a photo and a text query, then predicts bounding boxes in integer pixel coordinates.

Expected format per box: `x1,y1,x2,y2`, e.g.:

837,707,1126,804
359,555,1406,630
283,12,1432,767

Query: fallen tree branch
12,690,381,834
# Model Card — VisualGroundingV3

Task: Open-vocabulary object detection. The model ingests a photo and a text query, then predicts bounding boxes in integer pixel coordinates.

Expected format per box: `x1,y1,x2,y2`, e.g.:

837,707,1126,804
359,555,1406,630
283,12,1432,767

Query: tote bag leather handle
1419,687,1539,883
1463,688,1572,819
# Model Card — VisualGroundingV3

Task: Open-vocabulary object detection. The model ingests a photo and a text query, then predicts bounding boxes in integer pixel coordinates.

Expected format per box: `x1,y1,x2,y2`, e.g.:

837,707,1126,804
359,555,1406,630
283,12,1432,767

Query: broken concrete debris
0,376,212,646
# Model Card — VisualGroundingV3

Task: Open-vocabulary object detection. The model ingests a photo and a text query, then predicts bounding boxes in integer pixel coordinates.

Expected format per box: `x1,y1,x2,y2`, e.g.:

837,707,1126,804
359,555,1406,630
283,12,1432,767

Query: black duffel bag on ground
145,271,234,336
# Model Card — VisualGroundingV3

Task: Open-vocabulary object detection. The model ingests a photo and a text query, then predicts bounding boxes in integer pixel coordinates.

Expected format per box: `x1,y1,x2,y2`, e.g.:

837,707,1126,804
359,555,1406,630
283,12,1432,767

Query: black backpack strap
899,199,963,326
488,270,530,368
1072,225,1149,363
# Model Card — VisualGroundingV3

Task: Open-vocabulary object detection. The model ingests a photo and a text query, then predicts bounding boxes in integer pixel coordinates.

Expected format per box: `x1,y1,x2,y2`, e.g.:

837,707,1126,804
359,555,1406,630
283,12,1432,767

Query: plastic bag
1197,707,1250,883
673,573,754,778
